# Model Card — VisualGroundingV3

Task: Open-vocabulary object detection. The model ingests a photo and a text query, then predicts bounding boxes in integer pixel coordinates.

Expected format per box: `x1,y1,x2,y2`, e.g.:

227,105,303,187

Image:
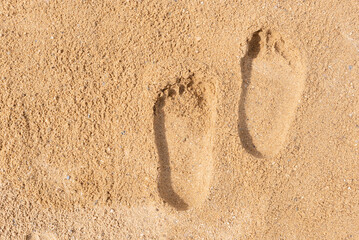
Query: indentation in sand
26,232,57,240
239,28,306,158
153,72,216,210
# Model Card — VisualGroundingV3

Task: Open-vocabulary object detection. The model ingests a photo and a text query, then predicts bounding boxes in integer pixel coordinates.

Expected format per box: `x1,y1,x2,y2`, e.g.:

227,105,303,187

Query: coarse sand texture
0,0,359,239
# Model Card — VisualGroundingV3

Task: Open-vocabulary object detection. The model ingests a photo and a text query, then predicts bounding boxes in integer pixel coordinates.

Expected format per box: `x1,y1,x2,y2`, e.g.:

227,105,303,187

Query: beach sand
0,0,358,239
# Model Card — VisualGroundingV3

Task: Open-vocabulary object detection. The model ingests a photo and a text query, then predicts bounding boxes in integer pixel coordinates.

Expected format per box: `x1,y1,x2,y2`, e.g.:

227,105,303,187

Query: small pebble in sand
349,65,353,70
66,176,70,180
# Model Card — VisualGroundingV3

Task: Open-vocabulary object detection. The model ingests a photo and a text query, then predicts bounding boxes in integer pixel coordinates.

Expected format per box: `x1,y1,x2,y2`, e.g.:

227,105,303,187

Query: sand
0,0,358,239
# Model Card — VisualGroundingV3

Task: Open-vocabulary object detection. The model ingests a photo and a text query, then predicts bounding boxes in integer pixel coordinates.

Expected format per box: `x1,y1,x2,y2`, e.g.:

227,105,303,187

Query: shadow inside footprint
153,95,189,211
238,30,264,158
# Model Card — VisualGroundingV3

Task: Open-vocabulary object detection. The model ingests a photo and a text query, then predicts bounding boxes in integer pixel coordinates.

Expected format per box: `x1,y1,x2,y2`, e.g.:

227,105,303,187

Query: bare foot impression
153,72,216,210
239,28,306,158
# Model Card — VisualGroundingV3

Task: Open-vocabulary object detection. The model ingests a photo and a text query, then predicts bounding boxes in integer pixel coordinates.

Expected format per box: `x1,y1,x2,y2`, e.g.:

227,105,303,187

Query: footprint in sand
153,73,216,210
239,28,306,158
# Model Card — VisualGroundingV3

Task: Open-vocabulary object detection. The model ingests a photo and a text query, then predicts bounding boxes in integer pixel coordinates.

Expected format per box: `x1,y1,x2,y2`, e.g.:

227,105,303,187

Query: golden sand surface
0,0,358,239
